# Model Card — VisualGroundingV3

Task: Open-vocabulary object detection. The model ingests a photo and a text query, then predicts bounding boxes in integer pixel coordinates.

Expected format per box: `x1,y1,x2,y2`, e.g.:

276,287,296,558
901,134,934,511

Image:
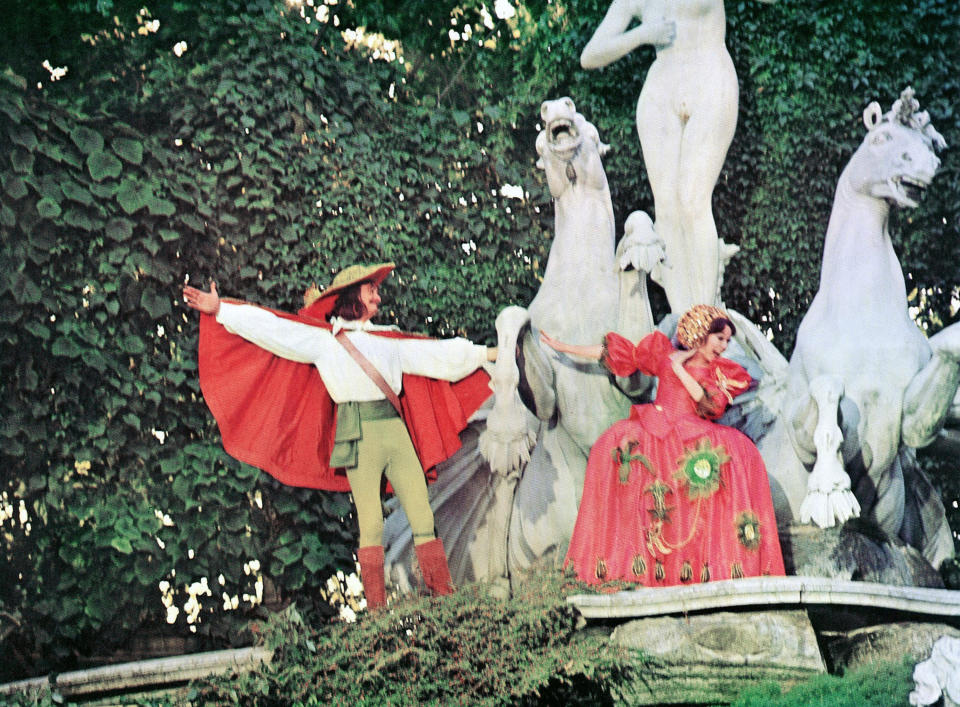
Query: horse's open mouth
548,119,580,150
896,176,927,203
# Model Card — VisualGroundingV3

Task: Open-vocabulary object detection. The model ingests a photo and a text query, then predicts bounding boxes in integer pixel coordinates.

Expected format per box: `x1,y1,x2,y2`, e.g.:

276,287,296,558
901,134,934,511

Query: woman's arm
539,331,603,361
669,349,706,403
580,0,676,69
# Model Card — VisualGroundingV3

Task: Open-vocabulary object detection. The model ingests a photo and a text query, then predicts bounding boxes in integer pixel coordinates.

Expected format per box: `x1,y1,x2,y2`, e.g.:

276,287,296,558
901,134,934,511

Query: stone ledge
567,575,960,620
0,647,272,699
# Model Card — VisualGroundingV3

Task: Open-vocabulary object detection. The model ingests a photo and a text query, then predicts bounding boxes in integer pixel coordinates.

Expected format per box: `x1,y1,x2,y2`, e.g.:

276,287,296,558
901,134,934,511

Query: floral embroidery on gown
564,331,785,586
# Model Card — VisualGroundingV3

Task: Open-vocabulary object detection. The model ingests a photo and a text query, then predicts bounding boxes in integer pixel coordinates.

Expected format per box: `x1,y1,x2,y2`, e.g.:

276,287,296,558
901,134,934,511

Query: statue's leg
637,91,685,311
517,324,557,420
899,447,956,568
783,379,819,467
507,424,585,575
617,263,656,342
841,386,904,539
477,306,537,597
809,376,845,480
783,363,860,469
861,448,906,540
758,422,811,524
479,306,536,473
674,78,738,308
902,324,960,447
798,374,861,528
847,387,901,475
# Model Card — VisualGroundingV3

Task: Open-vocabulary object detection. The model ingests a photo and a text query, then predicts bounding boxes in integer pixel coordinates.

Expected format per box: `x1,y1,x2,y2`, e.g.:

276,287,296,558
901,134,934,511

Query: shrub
2,0,957,678
731,657,915,707
190,570,635,706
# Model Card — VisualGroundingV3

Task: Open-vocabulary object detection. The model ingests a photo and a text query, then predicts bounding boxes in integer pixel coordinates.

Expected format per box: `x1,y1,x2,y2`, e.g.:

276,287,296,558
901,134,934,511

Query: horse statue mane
752,87,958,570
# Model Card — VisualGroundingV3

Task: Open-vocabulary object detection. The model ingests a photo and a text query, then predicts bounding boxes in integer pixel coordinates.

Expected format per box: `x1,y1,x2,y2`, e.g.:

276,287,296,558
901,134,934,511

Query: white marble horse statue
741,88,959,569
383,98,664,593
481,98,664,582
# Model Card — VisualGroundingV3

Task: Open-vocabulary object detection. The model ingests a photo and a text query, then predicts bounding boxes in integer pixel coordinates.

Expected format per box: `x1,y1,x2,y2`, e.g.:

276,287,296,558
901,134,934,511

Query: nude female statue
581,0,774,313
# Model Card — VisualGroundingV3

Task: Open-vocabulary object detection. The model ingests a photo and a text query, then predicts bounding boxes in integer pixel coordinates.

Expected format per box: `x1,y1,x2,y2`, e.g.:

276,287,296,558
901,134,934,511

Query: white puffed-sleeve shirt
216,302,488,404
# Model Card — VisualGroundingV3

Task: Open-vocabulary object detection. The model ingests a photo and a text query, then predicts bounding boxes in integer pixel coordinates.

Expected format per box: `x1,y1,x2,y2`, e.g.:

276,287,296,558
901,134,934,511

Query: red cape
198,303,492,492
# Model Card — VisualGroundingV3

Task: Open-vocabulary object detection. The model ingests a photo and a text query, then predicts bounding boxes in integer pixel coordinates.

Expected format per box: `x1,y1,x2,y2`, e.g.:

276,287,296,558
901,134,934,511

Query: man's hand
183,281,220,315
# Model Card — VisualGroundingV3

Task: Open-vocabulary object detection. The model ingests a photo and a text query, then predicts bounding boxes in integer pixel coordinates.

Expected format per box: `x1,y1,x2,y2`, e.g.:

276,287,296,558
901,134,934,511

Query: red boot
415,538,454,597
357,545,386,610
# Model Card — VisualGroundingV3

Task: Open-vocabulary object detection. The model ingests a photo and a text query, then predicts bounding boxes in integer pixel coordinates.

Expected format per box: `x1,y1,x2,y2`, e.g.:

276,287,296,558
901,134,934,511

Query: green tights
345,416,436,548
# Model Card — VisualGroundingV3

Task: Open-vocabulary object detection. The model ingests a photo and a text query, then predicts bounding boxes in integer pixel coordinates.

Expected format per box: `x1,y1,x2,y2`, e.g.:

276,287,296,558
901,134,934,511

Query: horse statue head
848,87,946,208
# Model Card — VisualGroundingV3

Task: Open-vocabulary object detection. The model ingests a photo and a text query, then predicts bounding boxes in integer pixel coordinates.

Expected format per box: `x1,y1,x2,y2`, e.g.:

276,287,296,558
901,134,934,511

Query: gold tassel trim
679,561,693,583
631,554,647,578
645,522,673,556
700,563,710,583
595,557,608,581
731,562,744,579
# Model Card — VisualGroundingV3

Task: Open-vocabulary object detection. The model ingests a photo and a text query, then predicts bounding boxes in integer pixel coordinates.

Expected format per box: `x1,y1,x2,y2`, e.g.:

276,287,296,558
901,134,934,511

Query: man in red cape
184,263,493,609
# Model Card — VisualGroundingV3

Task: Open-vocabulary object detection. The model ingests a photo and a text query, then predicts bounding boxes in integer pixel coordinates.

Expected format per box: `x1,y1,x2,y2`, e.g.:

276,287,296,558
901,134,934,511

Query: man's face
358,282,381,321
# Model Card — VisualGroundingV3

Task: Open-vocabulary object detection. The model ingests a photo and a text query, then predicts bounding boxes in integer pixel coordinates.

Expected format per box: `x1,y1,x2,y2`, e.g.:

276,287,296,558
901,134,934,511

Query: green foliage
731,657,915,706
1,0,549,680
192,570,635,706
0,690,61,707
941,557,960,589
365,0,960,345
739,1,957,348
1,0,959,681
0,1,245,95
925,455,960,580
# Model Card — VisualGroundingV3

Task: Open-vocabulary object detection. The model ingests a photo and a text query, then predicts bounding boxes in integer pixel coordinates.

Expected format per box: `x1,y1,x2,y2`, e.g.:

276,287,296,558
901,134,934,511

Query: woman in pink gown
541,305,785,586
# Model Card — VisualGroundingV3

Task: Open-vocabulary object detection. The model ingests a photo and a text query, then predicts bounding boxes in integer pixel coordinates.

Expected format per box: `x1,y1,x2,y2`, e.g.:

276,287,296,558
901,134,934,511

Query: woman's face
696,325,732,362
358,282,381,321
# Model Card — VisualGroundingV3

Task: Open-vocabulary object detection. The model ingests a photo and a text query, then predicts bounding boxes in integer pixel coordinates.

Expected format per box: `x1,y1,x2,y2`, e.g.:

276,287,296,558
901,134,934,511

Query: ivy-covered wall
1,0,957,679
0,2,550,679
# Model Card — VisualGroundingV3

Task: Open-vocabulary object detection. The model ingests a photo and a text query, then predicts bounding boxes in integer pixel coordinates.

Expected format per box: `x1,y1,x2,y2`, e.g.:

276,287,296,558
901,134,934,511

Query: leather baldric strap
334,330,404,417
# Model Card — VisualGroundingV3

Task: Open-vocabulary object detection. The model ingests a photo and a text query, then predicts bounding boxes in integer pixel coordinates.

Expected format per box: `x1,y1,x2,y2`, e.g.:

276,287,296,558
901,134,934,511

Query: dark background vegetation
1,0,957,682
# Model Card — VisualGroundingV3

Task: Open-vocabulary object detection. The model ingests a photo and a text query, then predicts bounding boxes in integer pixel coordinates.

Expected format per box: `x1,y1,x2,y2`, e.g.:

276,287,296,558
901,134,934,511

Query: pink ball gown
564,331,785,586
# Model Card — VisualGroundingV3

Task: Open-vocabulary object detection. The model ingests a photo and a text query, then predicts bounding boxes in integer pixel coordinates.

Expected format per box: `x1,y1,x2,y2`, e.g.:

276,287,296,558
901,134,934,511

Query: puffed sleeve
216,301,338,364
601,330,673,378
696,358,752,420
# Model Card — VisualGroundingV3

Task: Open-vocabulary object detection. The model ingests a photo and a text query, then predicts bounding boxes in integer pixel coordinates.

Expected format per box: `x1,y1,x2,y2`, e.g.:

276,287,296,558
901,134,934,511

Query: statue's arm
580,0,676,70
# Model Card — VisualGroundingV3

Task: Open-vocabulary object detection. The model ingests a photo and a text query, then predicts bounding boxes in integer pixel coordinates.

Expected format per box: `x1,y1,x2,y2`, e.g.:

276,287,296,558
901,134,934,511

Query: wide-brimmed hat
676,304,729,349
300,262,395,320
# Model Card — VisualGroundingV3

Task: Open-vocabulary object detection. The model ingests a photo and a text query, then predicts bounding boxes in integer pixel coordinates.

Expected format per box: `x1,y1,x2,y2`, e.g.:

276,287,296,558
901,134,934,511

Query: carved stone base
779,521,944,588
820,621,960,674
608,610,825,705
